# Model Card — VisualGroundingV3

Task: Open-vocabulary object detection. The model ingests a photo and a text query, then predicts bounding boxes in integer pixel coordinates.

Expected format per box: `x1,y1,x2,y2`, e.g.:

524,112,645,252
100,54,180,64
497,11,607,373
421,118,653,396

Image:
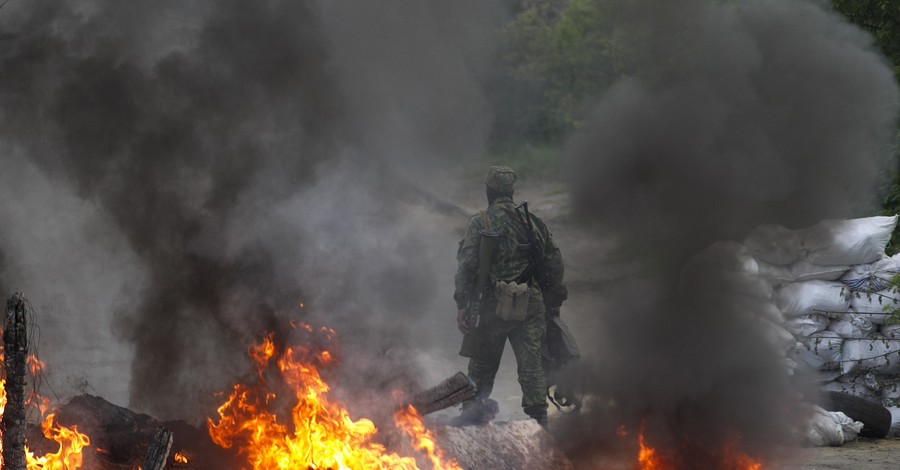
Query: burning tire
824,391,891,438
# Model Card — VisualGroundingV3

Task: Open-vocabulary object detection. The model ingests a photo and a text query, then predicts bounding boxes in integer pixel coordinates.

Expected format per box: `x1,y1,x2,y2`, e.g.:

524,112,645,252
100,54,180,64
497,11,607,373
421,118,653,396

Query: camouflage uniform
454,167,567,422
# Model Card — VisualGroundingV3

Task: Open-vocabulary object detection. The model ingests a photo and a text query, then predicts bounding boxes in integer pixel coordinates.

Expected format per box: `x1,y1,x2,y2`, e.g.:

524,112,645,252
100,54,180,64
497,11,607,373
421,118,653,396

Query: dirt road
792,438,900,469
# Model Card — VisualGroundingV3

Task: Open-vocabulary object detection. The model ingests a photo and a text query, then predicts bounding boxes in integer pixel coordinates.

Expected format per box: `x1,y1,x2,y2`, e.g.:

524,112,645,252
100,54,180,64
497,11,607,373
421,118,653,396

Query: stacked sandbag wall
743,216,900,436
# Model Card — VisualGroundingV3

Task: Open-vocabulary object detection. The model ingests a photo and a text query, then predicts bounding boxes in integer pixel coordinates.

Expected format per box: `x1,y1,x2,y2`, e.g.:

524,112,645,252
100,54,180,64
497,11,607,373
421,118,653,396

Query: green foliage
881,274,900,325
486,142,562,179
831,1,900,252
832,0,900,81
879,142,900,255
496,0,625,144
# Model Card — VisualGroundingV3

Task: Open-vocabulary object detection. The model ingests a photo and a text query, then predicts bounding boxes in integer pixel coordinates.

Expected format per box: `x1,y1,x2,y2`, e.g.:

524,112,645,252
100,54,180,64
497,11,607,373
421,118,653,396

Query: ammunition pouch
493,280,529,322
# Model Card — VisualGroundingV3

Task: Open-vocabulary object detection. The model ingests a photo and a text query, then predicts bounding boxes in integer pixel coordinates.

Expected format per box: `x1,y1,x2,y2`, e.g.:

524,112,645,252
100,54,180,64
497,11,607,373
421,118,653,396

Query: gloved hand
457,308,469,334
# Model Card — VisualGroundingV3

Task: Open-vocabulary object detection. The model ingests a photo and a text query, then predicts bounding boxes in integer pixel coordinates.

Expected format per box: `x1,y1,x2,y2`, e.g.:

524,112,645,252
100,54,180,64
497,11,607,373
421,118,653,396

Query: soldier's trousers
467,308,548,418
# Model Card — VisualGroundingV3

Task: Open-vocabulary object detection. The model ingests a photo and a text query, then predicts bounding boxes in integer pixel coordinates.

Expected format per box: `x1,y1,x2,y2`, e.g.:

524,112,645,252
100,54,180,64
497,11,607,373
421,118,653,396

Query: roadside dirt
439,173,900,469
790,438,900,469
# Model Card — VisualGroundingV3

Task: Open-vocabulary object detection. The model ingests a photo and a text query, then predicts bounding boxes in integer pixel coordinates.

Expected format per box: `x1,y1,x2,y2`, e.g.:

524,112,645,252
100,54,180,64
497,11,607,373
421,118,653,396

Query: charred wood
53,395,236,469
141,428,173,470
3,293,28,470
407,372,477,415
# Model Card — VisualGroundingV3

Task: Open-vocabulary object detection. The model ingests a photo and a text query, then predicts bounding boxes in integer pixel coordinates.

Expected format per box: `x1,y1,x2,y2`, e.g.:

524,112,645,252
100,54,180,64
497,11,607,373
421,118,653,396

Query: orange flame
27,355,46,377
626,423,765,470
637,427,666,470
174,450,189,463
25,413,91,469
394,406,461,470
721,443,763,470
208,326,461,470
0,350,92,469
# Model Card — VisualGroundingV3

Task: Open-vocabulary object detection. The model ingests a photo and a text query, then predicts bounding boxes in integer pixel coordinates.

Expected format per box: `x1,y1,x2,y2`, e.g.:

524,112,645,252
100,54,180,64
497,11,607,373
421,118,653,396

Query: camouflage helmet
485,166,516,194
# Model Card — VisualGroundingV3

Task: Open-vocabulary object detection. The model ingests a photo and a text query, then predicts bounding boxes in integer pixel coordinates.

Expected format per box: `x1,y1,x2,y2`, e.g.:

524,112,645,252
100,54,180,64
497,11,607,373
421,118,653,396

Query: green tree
494,0,625,144
832,1,900,250
832,0,900,80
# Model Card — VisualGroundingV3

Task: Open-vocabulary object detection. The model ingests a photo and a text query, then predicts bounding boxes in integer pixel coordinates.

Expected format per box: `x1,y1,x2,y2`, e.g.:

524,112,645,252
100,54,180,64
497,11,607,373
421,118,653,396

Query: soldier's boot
449,398,499,427
524,404,549,428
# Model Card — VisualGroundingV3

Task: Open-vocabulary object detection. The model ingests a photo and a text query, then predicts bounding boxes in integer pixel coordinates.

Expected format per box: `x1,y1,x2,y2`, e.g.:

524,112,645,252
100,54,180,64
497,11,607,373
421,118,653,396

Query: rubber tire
824,391,891,439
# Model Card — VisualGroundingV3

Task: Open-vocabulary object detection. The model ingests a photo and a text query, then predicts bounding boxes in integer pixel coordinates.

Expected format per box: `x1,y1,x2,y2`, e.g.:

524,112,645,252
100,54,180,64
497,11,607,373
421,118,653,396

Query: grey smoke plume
565,0,898,464
0,0,505,420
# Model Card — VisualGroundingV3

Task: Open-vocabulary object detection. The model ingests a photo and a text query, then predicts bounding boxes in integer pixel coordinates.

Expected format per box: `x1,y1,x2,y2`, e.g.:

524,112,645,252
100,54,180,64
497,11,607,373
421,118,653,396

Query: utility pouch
494,281,529,322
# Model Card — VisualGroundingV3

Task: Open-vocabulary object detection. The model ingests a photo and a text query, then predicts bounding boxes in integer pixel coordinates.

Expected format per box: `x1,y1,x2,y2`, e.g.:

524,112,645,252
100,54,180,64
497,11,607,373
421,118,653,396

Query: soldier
453,166,567,426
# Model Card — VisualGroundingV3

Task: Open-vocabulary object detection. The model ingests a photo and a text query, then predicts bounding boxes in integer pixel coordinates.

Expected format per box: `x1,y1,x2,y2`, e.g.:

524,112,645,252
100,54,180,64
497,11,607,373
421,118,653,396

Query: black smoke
0,0,505,420
565,0,898,465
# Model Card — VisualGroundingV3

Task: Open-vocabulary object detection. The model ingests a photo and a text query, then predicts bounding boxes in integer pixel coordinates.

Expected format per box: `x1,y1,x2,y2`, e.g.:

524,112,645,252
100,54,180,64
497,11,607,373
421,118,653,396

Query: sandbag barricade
738,215,900,441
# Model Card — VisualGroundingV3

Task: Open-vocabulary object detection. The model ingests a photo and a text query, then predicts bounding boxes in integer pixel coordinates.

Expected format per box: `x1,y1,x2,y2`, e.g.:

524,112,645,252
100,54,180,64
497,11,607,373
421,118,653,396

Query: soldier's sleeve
453,215,482,310
539,221,567,308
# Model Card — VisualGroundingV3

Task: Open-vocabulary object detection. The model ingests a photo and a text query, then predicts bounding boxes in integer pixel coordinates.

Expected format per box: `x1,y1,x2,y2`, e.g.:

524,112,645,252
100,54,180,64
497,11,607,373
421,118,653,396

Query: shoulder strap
480,210,492,231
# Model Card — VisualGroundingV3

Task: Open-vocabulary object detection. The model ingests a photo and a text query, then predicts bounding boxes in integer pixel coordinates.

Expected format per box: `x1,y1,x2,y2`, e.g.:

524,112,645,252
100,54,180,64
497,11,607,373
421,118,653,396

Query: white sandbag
880,377,900,400
841,338,900,375
782,356,799,375
698,241,761,275
805,405,861,446
831,410,864,442
775,281,850,317
799,331,842,370
757,318,797,353
809,369,843,383
849,290,898,324
886,406,900,438
801,216,898,266
745,224,801,266
828,314,877,339
841,256,900,293
822,378,880,400
756,301,785,325
838,372,884,394
805,410,843,446
789,261,850,282
881,323,900,339
785,314,830,337
866,314,893,326
757,260,850,283
836,371,881,386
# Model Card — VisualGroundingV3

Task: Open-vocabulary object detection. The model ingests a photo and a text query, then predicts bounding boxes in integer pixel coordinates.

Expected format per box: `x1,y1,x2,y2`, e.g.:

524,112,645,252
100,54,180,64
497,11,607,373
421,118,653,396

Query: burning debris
207,323,463,470
619,422,763,470
0,309,485,469
1,294,93,470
